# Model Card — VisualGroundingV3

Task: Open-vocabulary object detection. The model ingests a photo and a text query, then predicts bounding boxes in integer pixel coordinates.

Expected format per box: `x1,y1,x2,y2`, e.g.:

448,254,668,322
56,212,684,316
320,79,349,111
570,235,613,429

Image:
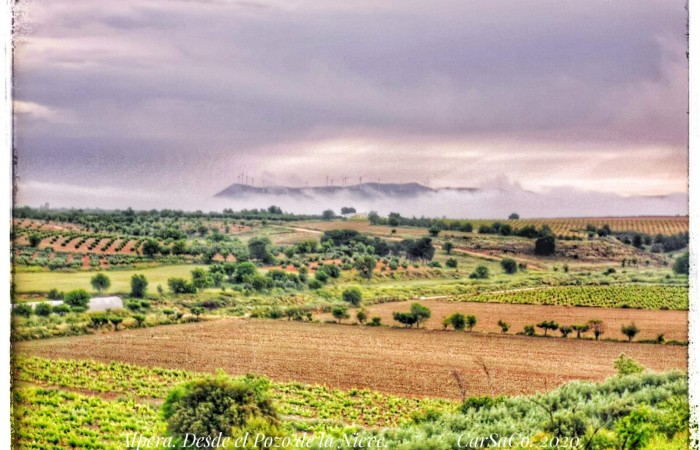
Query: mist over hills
212,181,687,218
17,180,688,218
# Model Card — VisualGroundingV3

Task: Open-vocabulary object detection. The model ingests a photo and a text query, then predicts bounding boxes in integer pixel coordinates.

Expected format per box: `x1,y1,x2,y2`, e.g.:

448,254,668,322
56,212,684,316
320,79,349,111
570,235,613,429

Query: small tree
497,320,510,333
537,320,559,336
109,316,124,331
500,258,517,274
508,213,520,220
559,325,573,338
356,309,368,324
142,239,160,258
588,320,605,340
322,209,336,221
465,314,477,331
133,314,146,327
572,324,589,339
332,306,349,323
370,317,382,326
523,324,536,336
445,258,458,268
393,312,418,328
428,226,441,237
443,241,454,254
190,306,204,321
354,255,377,280
342,287,363,306
28,234,42,247
448,313,466,331
130,274,148,298
410,303,432,328
90,273,111,294
621,322,640,342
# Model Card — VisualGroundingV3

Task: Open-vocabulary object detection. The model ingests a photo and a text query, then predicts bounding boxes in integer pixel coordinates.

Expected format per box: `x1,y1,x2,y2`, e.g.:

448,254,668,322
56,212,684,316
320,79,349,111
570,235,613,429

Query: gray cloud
13,0,688,212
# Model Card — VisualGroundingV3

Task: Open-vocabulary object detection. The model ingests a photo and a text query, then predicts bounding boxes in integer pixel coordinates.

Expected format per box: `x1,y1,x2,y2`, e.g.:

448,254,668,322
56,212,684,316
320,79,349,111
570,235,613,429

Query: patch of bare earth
16,318,687,401
352,300,688,341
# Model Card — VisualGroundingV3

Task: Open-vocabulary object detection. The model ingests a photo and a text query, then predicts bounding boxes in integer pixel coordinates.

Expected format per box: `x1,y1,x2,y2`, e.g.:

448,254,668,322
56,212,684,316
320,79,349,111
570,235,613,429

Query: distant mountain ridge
214,182,478,199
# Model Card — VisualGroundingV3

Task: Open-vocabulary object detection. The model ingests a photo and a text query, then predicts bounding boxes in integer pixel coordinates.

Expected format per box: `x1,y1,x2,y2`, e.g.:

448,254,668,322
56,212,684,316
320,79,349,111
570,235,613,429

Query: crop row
14,356,456,429
459,285,688,310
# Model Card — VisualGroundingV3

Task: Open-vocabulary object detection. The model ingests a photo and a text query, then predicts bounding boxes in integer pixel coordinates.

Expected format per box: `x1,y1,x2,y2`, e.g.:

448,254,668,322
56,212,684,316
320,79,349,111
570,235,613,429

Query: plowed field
17,318,687,400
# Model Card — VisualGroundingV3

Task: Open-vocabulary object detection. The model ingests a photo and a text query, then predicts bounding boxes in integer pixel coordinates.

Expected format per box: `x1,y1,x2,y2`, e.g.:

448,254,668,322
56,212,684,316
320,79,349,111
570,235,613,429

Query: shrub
161,375,277,447
500,258,517,274
523,324,536,336
445,313,466,331
53,304,70,316
47,288,64,300
64,289,90,310
445,258,458,268
469,265,489,279
497,319,510,333
13,303,33,317
369,317,382,327
342,287,363,306
168,277,197,294
34,303,52,316
672,252,689,275
534,235,556,256
356,309,368,324
130,274,148,298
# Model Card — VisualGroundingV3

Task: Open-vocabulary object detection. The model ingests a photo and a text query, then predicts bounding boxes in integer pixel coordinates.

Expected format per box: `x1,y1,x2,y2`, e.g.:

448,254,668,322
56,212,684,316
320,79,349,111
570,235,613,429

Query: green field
14,264,207,295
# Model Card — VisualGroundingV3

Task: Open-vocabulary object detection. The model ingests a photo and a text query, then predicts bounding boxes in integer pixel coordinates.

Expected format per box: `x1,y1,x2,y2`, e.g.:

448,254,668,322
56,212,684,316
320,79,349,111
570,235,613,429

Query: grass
13,264,208,295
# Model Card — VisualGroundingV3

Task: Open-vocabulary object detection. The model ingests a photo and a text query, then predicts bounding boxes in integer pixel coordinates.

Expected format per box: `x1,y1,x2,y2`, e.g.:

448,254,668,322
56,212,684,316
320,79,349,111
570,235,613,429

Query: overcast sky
13,0,688,210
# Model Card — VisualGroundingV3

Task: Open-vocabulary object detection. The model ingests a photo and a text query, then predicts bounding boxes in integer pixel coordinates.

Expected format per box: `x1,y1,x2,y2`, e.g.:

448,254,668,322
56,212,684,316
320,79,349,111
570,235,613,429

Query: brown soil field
337,300,688,341
16,318,687,400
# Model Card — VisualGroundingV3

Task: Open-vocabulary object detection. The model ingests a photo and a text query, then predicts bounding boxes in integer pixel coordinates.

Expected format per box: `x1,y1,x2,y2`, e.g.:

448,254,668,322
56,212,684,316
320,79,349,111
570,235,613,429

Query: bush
130,274,148,298
168,277,197,294
614,353,645,376
523,324,536,336
13,303,33,317
342,287,363,306
369,317,382,326
34,303,53,316
28,234,42,247
444,313,466,331
53,304,70,315
445,258,458,268
534,235,556,256
47,288,64,300
500,258,517,274
672,252,689,275
469,265,489,279
161,375,278,447
64,289,90,310
497,320,510,333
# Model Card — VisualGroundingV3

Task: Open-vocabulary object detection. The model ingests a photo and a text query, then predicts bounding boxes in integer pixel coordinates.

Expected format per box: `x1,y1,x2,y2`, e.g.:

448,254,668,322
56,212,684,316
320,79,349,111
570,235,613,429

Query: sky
13,0,689,214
